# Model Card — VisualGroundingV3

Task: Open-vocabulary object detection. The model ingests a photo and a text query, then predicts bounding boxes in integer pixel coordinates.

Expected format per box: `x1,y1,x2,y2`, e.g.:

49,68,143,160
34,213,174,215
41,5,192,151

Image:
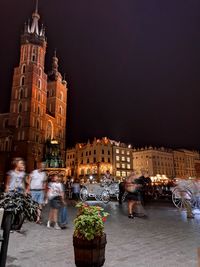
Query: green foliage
74,202,109,241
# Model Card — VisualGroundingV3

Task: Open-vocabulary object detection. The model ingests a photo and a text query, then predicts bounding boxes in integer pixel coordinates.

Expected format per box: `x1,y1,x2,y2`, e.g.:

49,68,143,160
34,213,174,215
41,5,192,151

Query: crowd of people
3,157,195,232
4,157,68,230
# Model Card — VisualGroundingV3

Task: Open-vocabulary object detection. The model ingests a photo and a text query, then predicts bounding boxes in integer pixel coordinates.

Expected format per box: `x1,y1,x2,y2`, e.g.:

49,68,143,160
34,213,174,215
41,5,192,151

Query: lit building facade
133,147,200,179
66,137,133,180
173,149,200,178
132,147,174,178
0,3,68,175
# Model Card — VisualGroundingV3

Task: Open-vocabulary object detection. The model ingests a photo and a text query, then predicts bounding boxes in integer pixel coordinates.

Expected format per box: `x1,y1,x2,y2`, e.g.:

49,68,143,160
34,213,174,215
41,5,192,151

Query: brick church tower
5,1,68,172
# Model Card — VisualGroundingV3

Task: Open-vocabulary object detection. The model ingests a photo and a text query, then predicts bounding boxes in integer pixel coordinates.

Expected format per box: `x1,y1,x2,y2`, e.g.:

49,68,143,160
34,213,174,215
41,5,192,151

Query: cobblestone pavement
5,200,200,267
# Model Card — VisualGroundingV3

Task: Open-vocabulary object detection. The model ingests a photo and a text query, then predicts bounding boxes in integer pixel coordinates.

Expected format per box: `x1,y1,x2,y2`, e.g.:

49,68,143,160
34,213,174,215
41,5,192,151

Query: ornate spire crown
24,0,45,38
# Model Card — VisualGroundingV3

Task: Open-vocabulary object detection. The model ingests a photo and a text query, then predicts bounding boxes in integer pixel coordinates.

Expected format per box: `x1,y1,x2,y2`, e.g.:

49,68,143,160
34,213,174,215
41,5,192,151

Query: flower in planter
74,202,109,241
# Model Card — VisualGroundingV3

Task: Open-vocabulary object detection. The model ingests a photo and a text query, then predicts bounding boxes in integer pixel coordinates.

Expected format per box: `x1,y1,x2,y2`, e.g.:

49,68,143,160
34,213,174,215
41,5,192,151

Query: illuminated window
122,163,125,169
116,149,119,154
127,157,130,162
121,150,125,154
122,156,125,161
127,151,130,155
127,164,131,169
122,171,126,177
116,156,120,161
116,171,121,177
116,163,120,168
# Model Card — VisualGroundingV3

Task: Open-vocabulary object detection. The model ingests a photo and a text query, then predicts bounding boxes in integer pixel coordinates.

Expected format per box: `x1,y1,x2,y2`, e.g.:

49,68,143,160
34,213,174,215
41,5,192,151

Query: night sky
0,0,200,149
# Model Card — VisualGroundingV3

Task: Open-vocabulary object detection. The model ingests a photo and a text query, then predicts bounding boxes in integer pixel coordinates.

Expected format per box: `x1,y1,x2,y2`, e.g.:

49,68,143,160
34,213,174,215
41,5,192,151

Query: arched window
38,79,41,89
32,47,36,62
20,76,25,86
36,120,40,129
21,64,26,74
37,106,40,114
18,102,22,113
17,116,22,128
59,106,62,115
19,89,23,99
38,92,41,102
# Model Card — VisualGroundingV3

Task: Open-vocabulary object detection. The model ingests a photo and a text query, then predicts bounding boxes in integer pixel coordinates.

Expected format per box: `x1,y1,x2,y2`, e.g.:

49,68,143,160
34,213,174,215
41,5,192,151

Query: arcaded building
0,3,68,176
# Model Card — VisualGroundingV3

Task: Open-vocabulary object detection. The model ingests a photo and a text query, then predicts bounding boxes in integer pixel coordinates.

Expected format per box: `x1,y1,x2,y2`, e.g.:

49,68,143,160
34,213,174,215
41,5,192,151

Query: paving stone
5,201,200,267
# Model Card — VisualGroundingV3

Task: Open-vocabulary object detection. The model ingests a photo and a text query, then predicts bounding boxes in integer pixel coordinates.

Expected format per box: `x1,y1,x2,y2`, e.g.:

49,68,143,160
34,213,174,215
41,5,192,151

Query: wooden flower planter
73,233,107,267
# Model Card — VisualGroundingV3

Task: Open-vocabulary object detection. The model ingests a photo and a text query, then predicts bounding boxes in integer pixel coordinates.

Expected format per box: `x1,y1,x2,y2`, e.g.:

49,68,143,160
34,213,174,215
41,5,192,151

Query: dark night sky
0,0,200,149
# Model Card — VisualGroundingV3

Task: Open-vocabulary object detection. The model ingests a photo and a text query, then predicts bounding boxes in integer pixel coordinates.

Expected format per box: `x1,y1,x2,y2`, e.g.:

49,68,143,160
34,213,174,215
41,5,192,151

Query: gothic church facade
0,3,68,176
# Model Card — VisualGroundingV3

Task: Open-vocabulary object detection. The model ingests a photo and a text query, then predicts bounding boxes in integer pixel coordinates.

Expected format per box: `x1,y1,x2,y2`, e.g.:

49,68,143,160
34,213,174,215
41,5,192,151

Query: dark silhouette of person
118,179,125,204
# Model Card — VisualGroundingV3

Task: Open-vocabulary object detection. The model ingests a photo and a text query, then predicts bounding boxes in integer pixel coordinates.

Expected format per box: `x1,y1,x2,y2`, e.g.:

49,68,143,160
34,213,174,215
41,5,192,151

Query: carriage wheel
79,188,88,202
101,190,110,204
172,187,193,209
95,194,101,201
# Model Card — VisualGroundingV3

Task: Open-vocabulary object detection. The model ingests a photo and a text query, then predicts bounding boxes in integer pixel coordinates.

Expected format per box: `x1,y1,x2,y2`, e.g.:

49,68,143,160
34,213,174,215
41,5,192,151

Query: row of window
133,155,173,161
116,156,130,162
22,45,44,66
80,150,111,157
48,104,65,116
116,149,130,155
116,163,131,169
19,76,42,89
116,171,130,177
80,157,111,164
47,90,64,101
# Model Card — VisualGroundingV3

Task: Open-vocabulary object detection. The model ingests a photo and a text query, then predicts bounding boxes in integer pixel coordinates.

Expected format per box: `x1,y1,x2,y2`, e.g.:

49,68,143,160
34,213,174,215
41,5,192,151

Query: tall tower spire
35,0,39,13
30,0,40,35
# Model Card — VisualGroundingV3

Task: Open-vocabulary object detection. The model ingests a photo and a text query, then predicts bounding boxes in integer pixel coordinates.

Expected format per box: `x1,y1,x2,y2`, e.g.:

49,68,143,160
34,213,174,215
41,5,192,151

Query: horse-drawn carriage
79,181,119,204
172,178,200,210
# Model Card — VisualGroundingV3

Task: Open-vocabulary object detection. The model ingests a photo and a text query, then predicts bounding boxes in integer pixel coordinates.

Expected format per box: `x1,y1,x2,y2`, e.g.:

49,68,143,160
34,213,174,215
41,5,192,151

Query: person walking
118,179,125,205
28,162,47,224
47,174,64,230
71,179,80,201
125,170,142,219
5,157,27,194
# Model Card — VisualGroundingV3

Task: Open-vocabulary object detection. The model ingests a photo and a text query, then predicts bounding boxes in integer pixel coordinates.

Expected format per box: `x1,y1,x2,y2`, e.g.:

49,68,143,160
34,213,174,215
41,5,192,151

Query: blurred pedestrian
118,179,125,205
71,179,80,201
47,175,64,230
28,162,47,224
5,157,27,194
125,170,142,219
